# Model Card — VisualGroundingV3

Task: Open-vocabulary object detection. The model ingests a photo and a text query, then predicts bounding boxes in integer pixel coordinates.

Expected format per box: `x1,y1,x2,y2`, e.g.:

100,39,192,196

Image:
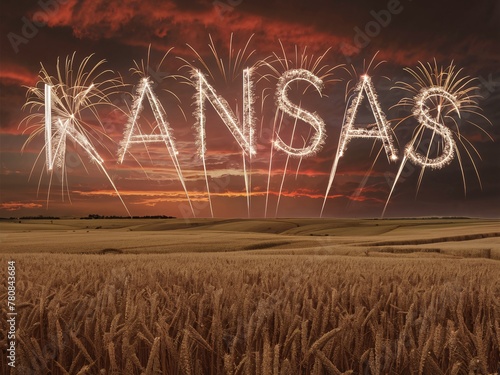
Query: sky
0,0,499,218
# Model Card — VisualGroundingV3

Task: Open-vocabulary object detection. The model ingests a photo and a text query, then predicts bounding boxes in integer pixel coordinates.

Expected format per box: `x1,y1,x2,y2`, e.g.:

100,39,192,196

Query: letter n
192,68,256,160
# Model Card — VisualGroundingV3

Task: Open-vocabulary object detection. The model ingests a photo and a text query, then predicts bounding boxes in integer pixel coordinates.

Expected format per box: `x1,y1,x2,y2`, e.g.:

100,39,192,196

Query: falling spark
180,34,258,217
274,69,326,157
404,87,457,168
242,67,255,217
260,42,342,217
264,110,282,218
117,47,196,216
21,53,131,216
118,76,195,217
191,69,256,157
382,61,492,217
275,108,301,217
321,73,398,217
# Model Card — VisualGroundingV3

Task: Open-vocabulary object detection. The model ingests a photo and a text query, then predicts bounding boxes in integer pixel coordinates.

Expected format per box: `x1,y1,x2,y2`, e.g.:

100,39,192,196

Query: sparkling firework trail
274,69,326,157
260,43,341,217
192,69,256,157
273,70,325,216
181,35,258,217
382,61,492,217
275,108,300,217
264,109,282,218
118,46,195,216
21,53,131,216
242,67,255,216
320,72,398,217
118,75,195,217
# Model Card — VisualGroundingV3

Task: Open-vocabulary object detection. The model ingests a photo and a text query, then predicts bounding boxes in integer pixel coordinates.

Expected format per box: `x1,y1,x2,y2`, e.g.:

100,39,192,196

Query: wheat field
1,219,499,374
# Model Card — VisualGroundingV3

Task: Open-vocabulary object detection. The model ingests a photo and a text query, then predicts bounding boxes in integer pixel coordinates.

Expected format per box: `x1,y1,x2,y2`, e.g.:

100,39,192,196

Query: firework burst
118,46,195,216
178,34,260,217
320,54,398,217
260,42,342,217
21,53,131,216
382,60,492,217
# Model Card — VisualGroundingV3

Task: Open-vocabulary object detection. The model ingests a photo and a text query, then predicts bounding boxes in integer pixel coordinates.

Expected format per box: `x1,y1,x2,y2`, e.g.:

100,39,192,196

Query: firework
181,34,259,217
192,68,256,157
21,53,130,216
382,61,491,217
321,73,398,217
404,87,457,169
191,67,255,217
261,43,341,216
19,44,491,219
274,69,326,157
118,66,195,217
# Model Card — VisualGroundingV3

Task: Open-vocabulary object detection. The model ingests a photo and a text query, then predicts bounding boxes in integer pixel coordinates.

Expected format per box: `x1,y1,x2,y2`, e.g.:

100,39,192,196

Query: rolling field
1,218,500,257
1,218,499,374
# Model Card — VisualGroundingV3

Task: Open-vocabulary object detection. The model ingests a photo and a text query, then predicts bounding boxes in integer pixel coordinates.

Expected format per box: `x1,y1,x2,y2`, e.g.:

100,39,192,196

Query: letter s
405,87,458,169
274,69,326,157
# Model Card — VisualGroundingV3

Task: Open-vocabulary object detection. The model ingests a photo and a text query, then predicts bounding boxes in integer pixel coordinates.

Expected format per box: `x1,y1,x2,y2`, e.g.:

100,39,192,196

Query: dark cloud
0,0,499,217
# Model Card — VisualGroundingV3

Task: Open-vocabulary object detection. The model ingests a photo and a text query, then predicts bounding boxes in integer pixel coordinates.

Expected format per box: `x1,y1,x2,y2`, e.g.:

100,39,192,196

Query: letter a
118,77,194,216
337,75,398,161
118,77,179,163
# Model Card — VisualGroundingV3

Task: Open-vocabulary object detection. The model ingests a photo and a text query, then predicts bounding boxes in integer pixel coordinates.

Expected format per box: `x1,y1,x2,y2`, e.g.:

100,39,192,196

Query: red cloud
33,0,500,72
0,65,37,86
38,0,352,57
0,202,43,211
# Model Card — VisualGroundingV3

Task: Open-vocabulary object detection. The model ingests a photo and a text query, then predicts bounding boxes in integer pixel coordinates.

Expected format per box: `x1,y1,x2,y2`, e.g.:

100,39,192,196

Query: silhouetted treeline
81,214,175,220
18,216,60,220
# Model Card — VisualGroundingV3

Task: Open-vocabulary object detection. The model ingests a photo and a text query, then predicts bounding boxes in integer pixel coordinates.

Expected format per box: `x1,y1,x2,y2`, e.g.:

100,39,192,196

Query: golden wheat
0,253,499,374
